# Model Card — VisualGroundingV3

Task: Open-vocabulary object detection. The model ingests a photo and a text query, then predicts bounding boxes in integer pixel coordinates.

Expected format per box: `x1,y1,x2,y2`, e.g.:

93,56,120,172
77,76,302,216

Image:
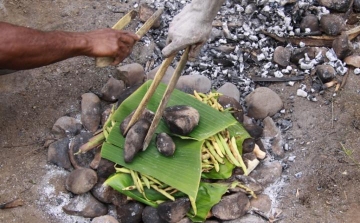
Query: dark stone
97,158,116,179
218,95,244,123
290,47,316,64
158,197,191,223
124,119,151,163
243,124,263,139
318,0,352,12
91,178,128,206
62,193,108,218
300,14,319,32
211,192,250,220
163,105,200,135
320,14,345,36
117,201,145,223
47,137,72,170
242,138,256,153
81,93,101,133
273,46,291,67
316,64,336,83
142,206,167,223
332,32,353,60
69,132,95,168
51,116,82,139
100,77,126,102
156,133,176,156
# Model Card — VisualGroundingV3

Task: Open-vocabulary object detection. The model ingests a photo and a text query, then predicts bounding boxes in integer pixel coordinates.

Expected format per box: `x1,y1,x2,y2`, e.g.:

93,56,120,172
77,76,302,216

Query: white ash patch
36,165,91,223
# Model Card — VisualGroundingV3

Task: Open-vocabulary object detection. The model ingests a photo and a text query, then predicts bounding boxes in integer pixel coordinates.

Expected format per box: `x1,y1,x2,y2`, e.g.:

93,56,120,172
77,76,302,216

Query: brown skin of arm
0,22,139,70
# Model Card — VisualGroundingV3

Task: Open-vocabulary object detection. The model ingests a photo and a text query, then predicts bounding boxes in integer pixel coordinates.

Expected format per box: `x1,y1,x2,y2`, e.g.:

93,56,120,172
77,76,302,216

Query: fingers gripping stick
96,8,164,67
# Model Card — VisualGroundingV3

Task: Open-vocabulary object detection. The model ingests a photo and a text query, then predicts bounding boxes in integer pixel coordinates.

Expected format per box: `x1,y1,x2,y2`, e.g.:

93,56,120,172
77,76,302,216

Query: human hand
162,4,213,61
84,29,139,65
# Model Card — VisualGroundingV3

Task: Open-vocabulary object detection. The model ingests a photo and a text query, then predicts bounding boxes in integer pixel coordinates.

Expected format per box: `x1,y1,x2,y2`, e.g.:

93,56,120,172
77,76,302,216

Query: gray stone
146,65,175,85
233,175,264,195
290,47,316,64
262,117,284,158
47,137,71,170
249,161,282,187
218,95,244,123
97,158,116,179
117,63,145,87
217,82,240,101
139,4,161,28
177,218,192,223
176,74,212,94
158,197,191,223
318,0,352,12
156,133,176,157
273,46,291,67
211,192,250,220
65,168,98,194
117,201,145,223
69,132,95,169
245,87,283,119
91,178,128,206
250,194,272,214
131,40,156,65
315,64,336,83
163,105,200,136
101,77,126,102
332,33,353,60
81,93,101,133
62,193,108,218
300,14,319,32
142,206,167,223
51,116,82,139
320,14,345,36
223,214,267,223
92,215,119,223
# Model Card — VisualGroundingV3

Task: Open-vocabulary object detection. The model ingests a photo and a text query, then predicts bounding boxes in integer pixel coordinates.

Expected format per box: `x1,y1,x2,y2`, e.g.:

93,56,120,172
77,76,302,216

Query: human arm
162,0,226,60
0,22,139,70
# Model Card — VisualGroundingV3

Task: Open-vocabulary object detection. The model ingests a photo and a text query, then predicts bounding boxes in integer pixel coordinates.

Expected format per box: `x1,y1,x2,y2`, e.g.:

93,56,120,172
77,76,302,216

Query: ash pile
43,0,360,222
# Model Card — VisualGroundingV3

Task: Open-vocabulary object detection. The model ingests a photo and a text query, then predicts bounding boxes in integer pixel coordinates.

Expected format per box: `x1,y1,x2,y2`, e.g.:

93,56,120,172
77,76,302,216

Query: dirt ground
1,0,360,223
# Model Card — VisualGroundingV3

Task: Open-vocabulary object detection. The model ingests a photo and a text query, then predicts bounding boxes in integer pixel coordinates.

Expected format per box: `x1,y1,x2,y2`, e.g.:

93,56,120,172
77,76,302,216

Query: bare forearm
0,22,89,69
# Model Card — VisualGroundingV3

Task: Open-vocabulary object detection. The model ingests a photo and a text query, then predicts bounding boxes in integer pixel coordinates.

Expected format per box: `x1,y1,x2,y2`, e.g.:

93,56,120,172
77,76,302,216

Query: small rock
300,14,319,32
101,77,126,102
92,215,119,223
290,47,316,64
332,33,353,60
245,87,283,119
142,206,167,223
69,132,95,168
139,4,161,28
131,40,156,65
243,124,263,139
233,175,264,195
242,138,256,153
47,137,72,170
62,193,108,218
176,74,212,94
156,133,176,156
218,95,244,123
273,46,291,67
158,197,191,223
101,106,112,126
120,109,154,136
97,158,116,179
163,105,200,135
91,178,128,206
81,93,101,133
263,116,285,158
344,55,360,68
320,14,345,36
124,119,151,163
217,82,240,101
297,89,308,98
250,194,272,214
117,201,145,223
249,161,283,187
146,65,175,85
223,214,267,223
211,192,250,220
65,168,98,194
51,116,82,139
318,0,352,12
177,218,192,223
117,83,142,105
117,63,145,87
316,64,336,83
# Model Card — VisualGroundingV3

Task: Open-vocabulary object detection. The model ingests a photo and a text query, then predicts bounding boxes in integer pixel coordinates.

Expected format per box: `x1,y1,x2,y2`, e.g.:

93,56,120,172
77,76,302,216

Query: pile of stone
46,62,286,222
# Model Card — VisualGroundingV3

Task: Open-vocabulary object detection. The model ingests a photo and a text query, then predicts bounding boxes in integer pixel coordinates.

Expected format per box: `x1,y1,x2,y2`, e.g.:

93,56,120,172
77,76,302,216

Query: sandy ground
1,1,360,223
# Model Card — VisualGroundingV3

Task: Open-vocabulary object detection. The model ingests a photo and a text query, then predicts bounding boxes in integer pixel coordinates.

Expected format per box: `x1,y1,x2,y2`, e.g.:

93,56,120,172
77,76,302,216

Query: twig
252,76,305,82
0,198,24,209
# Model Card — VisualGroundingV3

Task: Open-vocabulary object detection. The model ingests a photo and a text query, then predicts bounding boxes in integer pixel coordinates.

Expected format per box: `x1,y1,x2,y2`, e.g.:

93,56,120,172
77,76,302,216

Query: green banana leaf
201,159,235,179
188,182,229,222
104,172,185,207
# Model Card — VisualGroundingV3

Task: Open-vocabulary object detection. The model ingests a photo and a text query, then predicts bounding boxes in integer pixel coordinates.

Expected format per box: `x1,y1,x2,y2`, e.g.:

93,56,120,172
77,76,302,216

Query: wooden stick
123,53,176,135
96,10,137,67
143,47,190,151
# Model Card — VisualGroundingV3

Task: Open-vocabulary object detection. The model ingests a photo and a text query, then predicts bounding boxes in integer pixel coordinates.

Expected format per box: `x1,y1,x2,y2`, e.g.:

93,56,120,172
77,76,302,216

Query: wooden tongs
125,47,190,151
96,8,164,67
97,8,190,150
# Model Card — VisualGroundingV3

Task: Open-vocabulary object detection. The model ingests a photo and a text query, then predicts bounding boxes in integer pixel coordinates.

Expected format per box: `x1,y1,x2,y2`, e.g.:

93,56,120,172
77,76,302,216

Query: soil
1,1,360,223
